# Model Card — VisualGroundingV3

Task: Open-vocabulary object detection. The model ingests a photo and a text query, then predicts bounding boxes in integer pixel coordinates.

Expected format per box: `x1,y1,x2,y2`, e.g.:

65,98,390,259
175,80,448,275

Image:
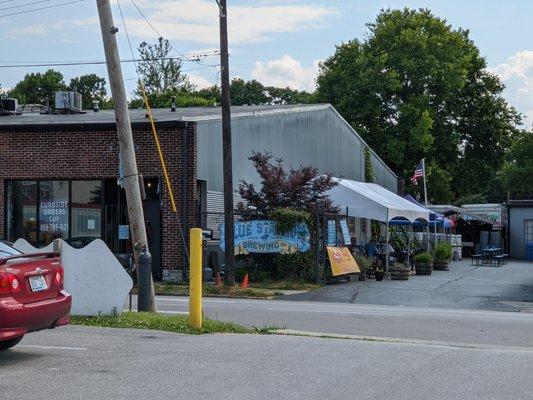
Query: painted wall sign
340,219,351,246
220,220,311,255
39,199,69,233
326,246,360,276
327,220,337,246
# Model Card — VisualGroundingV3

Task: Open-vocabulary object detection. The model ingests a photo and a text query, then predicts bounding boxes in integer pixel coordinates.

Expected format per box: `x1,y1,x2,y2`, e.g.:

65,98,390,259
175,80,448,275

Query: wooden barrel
390,267,410,280
433,259,449,271
415,263,432,275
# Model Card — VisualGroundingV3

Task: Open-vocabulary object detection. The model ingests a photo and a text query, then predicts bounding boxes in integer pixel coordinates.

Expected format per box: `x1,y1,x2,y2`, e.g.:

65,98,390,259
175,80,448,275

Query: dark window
526,220,533,243
6,181,38,244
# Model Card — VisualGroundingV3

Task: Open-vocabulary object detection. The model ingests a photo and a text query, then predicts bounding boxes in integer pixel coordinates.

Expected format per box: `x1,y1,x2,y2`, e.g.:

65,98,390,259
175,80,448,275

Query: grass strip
72,311,264,335
133,284,284,298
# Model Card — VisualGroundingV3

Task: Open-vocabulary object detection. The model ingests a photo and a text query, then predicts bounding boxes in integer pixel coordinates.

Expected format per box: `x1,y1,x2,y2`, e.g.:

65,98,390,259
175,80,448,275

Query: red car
0,242,71,351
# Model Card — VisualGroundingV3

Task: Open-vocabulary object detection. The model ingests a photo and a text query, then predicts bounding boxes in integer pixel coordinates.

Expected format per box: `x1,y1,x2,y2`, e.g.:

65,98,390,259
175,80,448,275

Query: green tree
68,74,108,109
264,86,315,105
229,78,268,105
316,8,520,202
499,131,533,199
9,69,66,106
136,37,192,96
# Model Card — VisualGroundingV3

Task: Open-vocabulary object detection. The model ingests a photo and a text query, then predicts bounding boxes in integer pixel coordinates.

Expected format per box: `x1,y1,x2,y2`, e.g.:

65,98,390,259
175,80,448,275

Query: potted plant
375,266,385,281
355,255,373,281
390,263,410,280
433,242,453,270
413,252,433,275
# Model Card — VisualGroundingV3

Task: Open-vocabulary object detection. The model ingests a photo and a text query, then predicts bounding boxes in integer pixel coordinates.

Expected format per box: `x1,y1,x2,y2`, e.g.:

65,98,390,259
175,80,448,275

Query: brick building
0,112,197,281
0,103,399,280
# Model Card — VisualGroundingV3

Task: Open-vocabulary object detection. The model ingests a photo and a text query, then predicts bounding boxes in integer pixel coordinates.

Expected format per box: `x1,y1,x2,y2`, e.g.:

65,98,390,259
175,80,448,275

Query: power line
0,56,219,68
0,0,54,12
0,0,17,4
128,0,203,64
0,0,84,18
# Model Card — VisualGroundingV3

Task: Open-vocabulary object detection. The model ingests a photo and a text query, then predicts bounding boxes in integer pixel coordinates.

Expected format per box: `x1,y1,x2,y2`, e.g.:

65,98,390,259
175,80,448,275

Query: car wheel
0,336,23,351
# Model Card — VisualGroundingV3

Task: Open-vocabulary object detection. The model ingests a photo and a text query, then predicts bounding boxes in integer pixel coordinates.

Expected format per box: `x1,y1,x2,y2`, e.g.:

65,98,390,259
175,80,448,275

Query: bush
273,252,315,281
434,242,453,260
269,208,312,234
355,255,373,274
413,252,433,263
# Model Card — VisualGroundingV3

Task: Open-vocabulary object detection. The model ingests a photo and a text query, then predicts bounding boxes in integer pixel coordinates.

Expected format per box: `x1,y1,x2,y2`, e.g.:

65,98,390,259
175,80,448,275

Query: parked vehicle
0,242,71,351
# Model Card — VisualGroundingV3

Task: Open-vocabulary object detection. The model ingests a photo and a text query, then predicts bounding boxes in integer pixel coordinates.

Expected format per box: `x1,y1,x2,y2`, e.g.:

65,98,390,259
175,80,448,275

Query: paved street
2,324,533,400
282,259,533,311
126,295,533,348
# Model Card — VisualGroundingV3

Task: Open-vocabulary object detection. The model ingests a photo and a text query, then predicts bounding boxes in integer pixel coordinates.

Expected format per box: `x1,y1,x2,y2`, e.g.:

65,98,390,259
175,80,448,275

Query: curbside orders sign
220,220,311,255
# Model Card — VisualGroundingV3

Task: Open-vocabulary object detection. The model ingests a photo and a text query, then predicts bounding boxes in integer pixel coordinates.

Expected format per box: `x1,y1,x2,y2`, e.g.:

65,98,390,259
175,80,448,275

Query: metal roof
0,104,331,127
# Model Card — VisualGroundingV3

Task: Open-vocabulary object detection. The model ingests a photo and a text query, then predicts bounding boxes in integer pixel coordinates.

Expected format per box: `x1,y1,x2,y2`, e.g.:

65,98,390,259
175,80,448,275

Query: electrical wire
129,0,207,65
0,0,84,18
0,57,219,68
0,0,54,12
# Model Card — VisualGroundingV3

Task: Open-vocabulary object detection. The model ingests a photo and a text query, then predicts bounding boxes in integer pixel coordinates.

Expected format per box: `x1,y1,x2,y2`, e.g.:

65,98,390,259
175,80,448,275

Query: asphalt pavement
2,324,533,400
281,259,533,310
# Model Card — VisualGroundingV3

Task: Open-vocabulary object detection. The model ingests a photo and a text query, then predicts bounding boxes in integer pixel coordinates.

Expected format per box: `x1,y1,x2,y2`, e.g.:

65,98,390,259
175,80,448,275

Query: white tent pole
386,211,389,276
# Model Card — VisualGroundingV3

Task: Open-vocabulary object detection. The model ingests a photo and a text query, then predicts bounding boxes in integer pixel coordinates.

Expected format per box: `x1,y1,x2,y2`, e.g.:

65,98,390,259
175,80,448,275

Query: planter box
390,267,410,280
433,259,449,271
415,262,432,275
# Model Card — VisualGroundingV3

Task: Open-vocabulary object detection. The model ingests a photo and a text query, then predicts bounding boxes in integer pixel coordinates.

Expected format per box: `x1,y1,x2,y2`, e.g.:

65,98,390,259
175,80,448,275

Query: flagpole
422,158,428,207
421,158,430,252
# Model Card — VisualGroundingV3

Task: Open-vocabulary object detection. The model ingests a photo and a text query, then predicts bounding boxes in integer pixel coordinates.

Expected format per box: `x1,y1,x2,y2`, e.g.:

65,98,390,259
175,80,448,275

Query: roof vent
54,91,85,114
93,100,100,112
171,96,176,112
0,98,21,116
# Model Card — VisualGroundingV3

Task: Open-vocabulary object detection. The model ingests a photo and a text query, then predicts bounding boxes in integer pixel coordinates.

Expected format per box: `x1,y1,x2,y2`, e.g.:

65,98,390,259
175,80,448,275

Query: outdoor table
481,248,502,264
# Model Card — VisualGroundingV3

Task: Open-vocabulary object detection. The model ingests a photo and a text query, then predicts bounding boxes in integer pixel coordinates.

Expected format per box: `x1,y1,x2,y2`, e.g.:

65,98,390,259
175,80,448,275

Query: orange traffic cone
215,271,223,287
240,274,249,289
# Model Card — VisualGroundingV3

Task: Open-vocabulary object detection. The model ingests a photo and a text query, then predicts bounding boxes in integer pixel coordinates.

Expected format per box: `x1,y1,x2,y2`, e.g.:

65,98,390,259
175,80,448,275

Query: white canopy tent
327,178,430,272
327,178,429,223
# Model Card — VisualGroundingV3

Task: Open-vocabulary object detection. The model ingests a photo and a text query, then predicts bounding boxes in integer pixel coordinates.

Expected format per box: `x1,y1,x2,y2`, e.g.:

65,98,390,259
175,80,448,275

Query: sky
1,0,533,126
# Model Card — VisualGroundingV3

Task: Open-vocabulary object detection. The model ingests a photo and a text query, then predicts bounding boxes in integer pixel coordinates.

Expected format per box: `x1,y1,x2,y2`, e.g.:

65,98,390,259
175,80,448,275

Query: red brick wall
0,122,197,274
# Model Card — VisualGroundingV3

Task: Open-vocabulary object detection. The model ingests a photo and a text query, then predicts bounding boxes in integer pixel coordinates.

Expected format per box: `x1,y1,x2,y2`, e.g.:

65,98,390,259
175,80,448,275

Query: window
39,181,69,242
6,181,38,244
526,220,533,243
71,180,102,240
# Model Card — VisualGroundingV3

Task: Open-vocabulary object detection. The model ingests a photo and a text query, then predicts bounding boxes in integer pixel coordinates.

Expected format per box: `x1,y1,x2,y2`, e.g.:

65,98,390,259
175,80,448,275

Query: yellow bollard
189,228,203,329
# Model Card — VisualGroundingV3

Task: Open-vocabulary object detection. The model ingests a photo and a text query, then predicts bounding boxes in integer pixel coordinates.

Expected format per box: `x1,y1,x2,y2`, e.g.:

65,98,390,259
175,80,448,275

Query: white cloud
491,50,533,126
124,0,337,45
5,24,50,38
189,74,212,90
251,55,319,91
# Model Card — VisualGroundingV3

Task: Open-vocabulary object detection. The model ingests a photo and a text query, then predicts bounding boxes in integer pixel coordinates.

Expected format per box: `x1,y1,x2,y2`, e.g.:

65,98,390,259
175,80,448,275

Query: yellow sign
327,246,360,276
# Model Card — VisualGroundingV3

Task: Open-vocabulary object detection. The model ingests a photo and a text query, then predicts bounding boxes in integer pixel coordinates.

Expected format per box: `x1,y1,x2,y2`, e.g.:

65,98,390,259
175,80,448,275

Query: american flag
410,162,424,185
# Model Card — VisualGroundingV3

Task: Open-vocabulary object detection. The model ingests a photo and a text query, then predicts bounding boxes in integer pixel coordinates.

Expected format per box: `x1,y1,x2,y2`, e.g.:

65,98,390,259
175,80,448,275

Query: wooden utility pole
96,0,155,311
217,0,235,284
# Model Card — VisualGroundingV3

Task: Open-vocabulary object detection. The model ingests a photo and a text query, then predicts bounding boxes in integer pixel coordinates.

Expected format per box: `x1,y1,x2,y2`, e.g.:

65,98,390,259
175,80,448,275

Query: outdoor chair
471,254,482,266
491,255,505,267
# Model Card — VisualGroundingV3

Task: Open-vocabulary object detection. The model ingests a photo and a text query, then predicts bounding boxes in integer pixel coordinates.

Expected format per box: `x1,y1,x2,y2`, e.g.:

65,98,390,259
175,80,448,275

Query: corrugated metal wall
370,152,398,192
197,106,397,194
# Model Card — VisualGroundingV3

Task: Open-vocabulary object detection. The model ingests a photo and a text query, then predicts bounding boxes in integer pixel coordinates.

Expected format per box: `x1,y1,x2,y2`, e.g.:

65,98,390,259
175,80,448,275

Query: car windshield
0,242,21,257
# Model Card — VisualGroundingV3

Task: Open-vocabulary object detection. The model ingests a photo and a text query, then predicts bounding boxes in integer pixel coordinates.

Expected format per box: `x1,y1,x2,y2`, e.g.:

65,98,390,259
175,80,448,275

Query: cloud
5,24,50,38
124,0,337,45
189,74,213,90
491,50,533,126
251,55,319,91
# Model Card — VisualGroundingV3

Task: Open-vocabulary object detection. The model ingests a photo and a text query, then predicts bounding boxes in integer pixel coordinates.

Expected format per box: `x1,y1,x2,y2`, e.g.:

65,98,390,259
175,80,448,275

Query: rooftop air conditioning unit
1,98,19,112
55,91,83,111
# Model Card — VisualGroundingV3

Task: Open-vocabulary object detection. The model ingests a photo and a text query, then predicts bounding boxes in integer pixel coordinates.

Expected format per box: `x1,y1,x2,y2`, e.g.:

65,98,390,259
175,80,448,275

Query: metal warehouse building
0,103,397,280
